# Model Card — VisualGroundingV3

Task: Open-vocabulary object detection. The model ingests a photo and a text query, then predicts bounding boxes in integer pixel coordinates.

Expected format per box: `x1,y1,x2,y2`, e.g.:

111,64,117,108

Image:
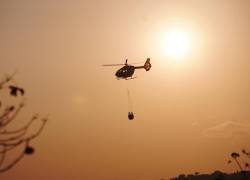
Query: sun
162,30,191,59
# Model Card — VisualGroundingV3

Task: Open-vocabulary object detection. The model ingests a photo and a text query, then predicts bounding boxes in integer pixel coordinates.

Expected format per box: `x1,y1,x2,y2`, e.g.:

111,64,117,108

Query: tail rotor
144,58,151,71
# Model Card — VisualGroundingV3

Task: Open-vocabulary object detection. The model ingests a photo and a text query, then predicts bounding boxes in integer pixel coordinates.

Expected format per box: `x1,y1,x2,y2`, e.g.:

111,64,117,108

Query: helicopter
103,58,151,80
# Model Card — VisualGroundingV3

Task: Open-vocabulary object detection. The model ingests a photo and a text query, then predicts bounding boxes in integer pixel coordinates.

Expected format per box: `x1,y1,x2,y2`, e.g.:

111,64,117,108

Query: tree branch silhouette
0,74,48,173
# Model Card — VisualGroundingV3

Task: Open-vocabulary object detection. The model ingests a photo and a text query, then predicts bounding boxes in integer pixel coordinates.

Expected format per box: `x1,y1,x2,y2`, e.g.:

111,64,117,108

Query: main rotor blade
102,64,124,66
129,61,145,65
102,59,145,66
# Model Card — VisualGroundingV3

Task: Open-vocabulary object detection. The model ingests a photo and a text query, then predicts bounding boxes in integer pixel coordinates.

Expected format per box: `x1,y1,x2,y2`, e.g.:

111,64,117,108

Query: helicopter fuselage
115,65,145,79
115,65,135,79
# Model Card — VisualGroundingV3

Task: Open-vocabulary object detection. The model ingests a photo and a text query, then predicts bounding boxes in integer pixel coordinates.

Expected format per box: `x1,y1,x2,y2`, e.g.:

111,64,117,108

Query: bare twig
0,75,48,173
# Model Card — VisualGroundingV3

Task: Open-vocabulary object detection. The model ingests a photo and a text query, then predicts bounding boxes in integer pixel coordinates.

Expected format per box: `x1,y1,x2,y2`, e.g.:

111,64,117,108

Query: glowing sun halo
162,30,191,59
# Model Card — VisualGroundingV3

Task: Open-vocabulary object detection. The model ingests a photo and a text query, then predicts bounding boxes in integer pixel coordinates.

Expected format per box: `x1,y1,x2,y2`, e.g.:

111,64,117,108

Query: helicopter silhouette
103,58,151,80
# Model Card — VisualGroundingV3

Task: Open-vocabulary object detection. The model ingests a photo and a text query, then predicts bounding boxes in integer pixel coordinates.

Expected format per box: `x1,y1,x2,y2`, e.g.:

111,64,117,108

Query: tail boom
134,58,152,71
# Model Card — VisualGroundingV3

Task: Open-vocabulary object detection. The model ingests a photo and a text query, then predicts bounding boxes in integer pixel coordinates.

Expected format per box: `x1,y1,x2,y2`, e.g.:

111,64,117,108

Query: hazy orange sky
1,0,250,179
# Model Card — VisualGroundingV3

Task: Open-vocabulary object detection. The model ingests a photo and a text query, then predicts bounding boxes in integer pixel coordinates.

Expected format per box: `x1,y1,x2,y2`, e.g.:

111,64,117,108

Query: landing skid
116,76,137,80
125,76,137,80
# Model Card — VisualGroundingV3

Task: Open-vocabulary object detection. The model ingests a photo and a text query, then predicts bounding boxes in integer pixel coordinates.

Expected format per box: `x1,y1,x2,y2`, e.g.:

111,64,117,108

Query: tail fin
144,58,151,71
